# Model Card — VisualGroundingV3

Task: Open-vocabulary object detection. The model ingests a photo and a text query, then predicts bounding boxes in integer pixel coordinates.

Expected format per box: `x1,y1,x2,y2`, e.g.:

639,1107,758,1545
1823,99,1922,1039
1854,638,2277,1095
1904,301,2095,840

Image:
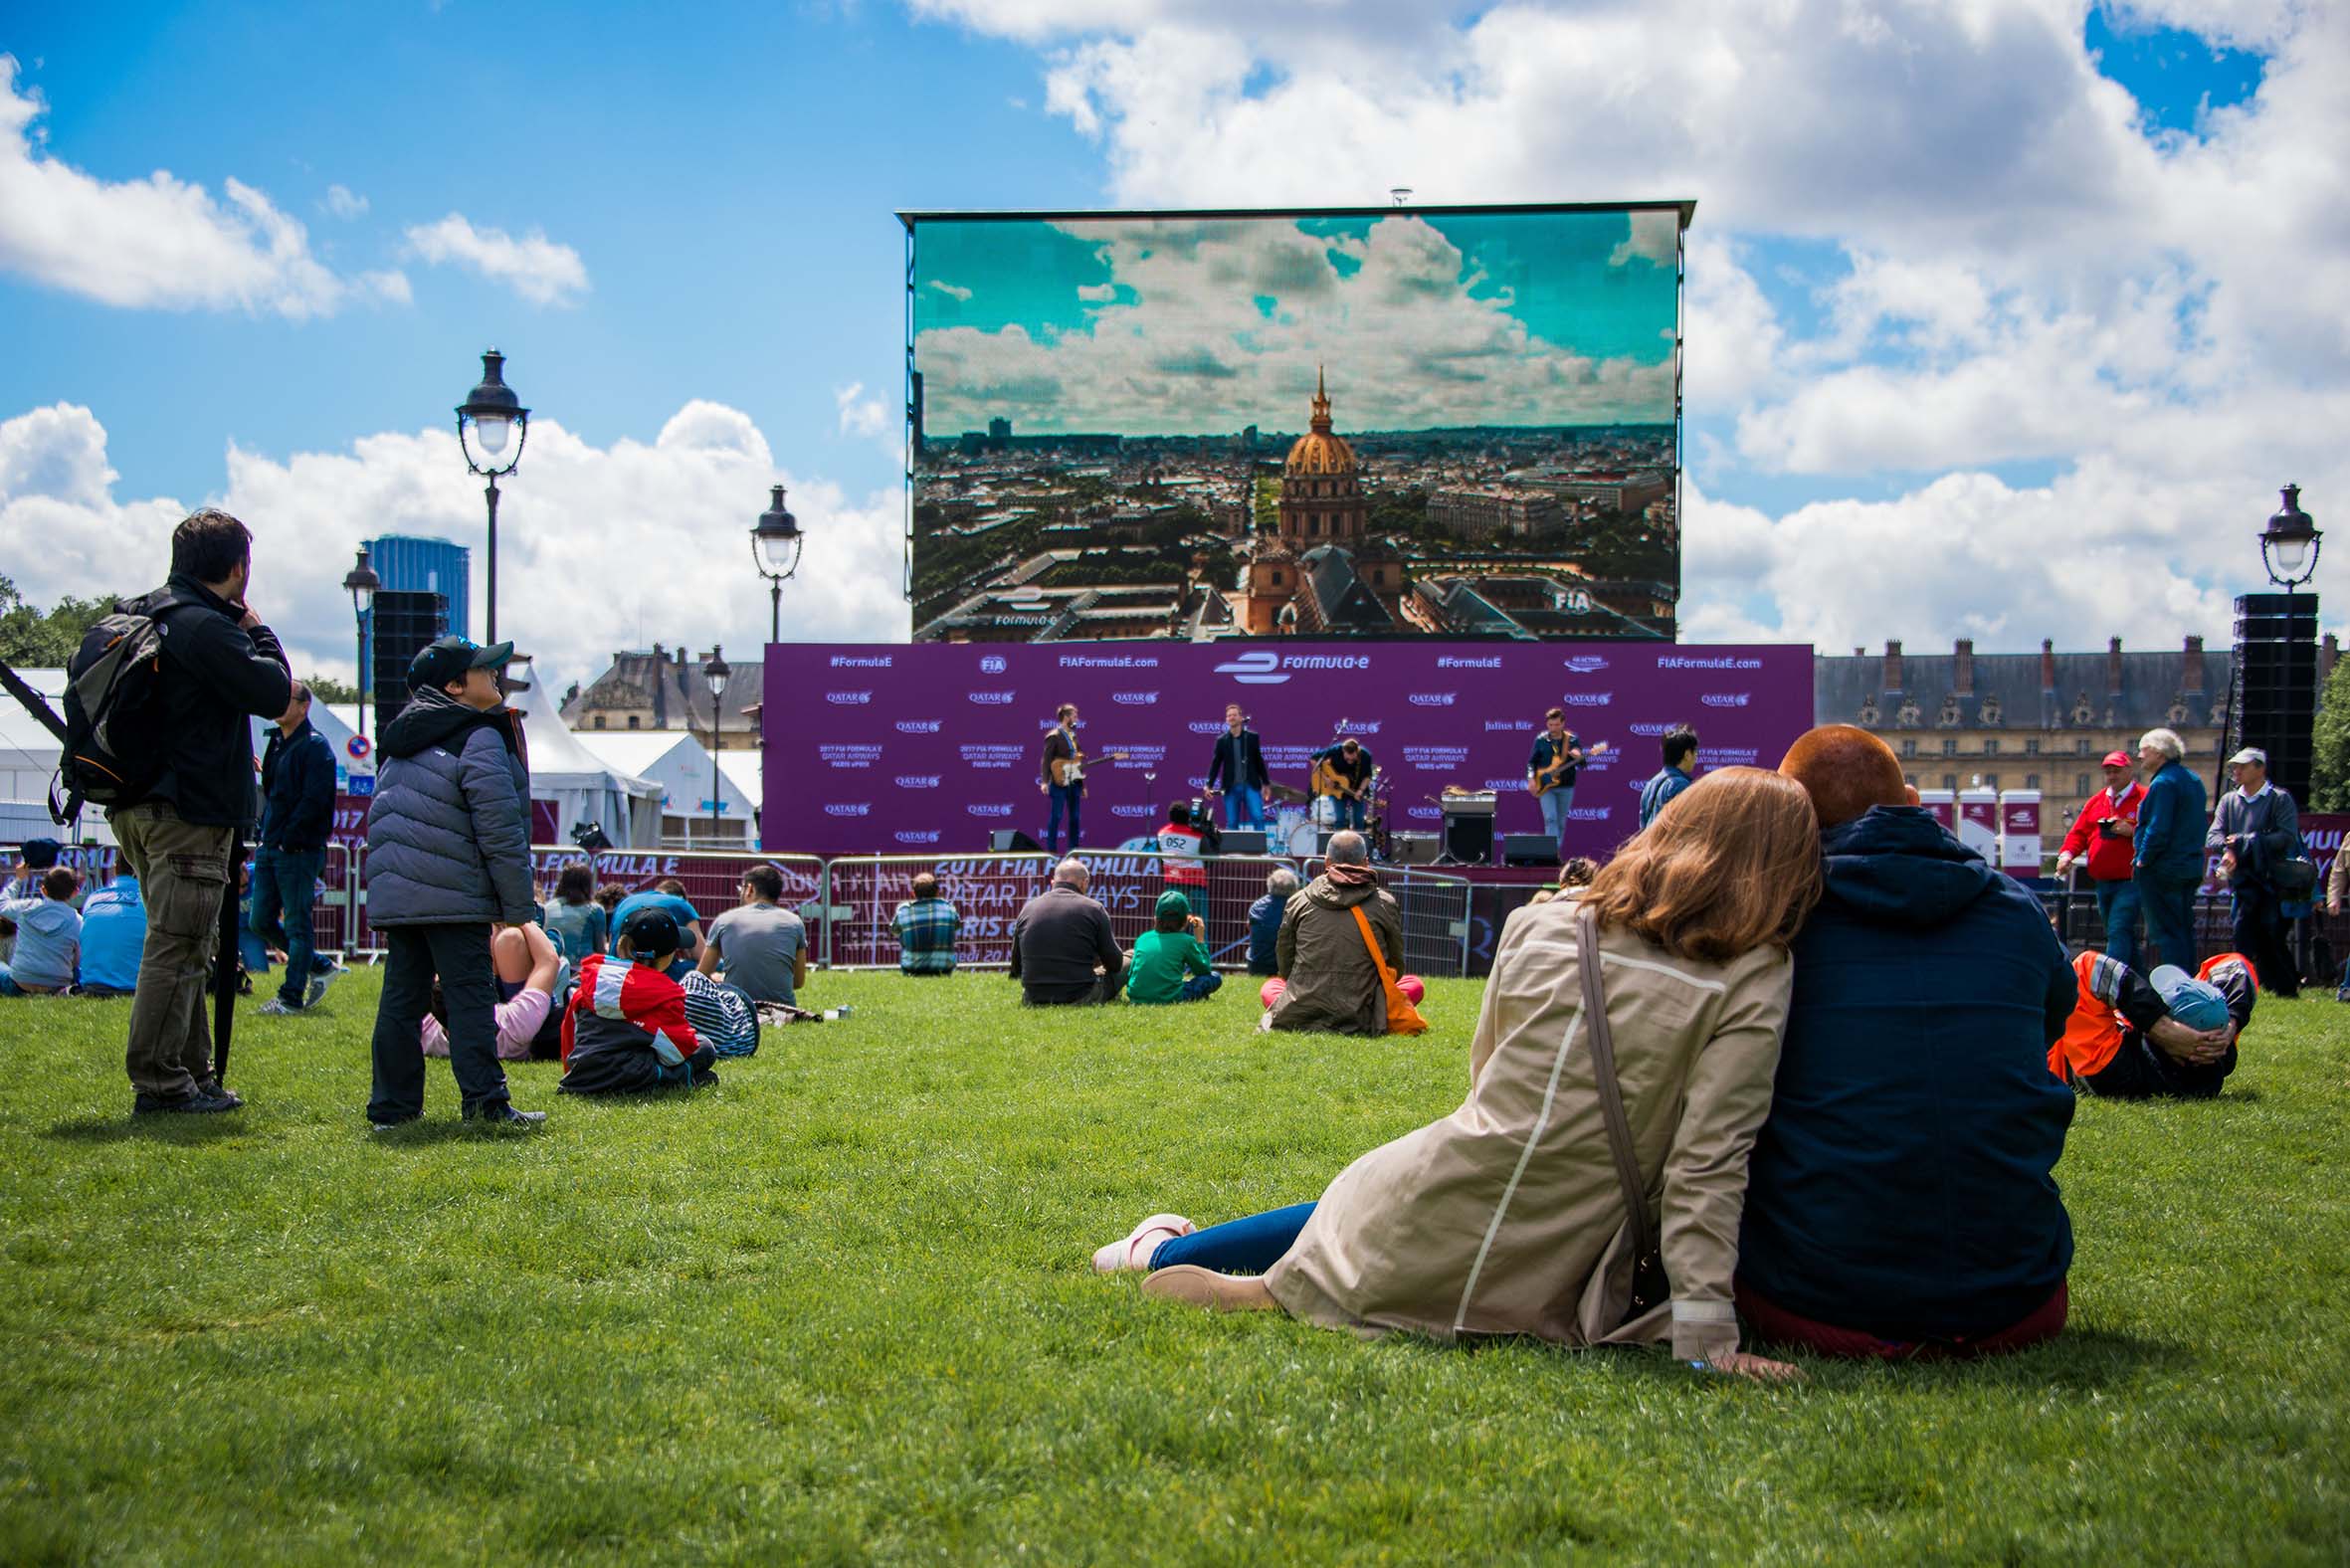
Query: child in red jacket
560,907,717,1094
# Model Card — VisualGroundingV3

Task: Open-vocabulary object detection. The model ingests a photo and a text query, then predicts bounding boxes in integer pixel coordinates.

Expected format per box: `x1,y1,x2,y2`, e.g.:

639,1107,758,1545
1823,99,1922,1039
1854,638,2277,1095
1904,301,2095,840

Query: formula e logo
893,830,941,845
894,719,942,734
893,775,942,789
1562,656,1609,675
826,691,872,705
1111,691,1158,705
979,655,1008,674
1407,692,1456,707
967,691,1016,704
824,803,871,817
1214,651,1285,686
966,803,1014,818
1700,692,1750,708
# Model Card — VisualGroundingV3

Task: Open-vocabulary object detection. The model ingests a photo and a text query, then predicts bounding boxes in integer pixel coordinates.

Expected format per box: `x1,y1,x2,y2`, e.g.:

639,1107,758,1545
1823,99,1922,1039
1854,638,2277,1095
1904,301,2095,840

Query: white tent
573,730,761,849
503,662,662,848
0,668,67,810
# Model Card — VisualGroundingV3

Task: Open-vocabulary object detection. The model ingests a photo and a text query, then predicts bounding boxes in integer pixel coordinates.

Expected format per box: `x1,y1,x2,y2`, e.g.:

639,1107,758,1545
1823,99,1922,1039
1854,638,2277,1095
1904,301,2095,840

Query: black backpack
55,596,186,824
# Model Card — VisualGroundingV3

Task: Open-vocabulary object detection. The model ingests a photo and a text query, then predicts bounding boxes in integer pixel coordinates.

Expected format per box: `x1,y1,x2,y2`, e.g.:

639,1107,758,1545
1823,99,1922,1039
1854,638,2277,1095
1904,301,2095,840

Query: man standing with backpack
102,509,293,1114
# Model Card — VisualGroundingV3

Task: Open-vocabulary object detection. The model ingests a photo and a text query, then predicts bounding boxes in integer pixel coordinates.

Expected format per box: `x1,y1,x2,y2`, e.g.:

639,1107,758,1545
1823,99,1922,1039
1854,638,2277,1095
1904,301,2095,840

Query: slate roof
1814,646,2234,731
563,646,766,735
1298,545,1395,632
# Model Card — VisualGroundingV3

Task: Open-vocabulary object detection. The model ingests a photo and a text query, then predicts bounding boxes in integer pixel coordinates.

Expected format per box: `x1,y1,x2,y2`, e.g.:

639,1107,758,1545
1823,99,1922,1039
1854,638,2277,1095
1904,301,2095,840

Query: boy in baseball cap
559,904,719,1094
2049,948,2255,1099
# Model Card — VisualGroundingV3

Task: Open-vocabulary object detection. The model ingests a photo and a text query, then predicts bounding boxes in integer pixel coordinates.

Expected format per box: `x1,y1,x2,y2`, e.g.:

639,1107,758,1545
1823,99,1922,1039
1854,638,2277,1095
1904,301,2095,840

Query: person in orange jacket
2054,750,2147,974
2050,950,2253,1099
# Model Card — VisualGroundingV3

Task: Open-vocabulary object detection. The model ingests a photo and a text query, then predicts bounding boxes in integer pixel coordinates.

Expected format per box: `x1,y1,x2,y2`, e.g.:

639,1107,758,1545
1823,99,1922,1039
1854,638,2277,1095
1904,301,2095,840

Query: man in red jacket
2055,750,2146,974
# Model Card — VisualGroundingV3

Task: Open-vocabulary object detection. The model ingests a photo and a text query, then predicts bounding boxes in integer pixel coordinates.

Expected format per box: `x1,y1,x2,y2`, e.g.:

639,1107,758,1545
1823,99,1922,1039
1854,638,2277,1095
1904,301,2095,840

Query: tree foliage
0,575,119,669
2310,651,2350,811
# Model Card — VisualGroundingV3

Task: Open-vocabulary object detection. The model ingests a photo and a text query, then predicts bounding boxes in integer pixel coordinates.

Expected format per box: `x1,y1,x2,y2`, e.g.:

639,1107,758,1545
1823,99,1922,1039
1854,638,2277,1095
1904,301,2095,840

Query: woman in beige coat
1091,767,1824,1381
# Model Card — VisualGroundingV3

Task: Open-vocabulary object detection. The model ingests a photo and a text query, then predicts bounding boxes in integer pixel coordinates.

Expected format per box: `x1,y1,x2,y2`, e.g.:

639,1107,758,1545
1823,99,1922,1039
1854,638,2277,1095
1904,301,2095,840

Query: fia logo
979,655,1008,674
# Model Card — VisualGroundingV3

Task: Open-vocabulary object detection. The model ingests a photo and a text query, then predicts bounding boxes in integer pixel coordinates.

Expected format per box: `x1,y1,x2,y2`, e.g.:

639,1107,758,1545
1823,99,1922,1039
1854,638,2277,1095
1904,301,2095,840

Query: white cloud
926,279,974,301
0,401,908,686
1076,282,1116,301
323,183,368,220
0,56,406,318
402,213,589,305
835,381,893,439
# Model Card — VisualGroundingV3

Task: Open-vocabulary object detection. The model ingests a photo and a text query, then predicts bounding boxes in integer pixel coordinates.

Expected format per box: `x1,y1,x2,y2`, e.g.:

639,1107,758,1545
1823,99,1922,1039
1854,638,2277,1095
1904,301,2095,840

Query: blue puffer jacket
363,689,534,926
1737,806,2078,1341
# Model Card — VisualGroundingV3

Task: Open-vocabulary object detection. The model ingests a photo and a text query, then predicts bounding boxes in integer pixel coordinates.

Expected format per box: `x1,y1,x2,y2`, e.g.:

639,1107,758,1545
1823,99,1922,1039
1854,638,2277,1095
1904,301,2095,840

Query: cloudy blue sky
0,0,2340,687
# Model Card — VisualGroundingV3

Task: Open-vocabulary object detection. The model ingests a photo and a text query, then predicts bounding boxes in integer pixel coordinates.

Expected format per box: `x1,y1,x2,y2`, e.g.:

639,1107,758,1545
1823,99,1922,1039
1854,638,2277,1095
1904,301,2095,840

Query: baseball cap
2227,746,2267,768
18,838,61,869
618,904,682,960
407,635,514,692
1155,888,1191,921
2100,750,2132,769
2148,965,2230,1033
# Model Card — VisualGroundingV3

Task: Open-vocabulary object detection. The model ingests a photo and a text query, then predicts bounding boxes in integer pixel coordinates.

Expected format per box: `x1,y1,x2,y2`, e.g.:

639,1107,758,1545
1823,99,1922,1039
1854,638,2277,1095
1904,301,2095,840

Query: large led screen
904,203,1686,644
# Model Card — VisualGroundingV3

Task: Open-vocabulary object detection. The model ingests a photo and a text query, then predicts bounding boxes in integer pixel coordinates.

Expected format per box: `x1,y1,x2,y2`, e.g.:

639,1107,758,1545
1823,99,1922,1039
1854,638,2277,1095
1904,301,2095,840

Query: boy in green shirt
1126,889,1223,1004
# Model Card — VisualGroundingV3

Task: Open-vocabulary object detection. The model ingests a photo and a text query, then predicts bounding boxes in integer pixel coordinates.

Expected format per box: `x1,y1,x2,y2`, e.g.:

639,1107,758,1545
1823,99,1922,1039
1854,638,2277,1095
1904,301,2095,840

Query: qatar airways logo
1213,650,1371,686
1700,692,1750,708
1559,692,1611,707
1110,805,1157,820
1628,721,1673,736
826,691,873,705
893,775,942,789
967,690,1016,705
978,655,1008,674
966,803,1014,819
895,719,942,734
1562,656,1609,675
824,803,871,818
1407,692,1457,707
1187,720,1227,734
894,830,941,845
1111,691,1158,705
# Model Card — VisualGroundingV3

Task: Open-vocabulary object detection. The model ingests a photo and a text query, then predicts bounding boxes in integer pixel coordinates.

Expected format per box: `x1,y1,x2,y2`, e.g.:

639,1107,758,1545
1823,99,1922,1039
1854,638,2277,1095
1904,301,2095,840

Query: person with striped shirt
891,873,960,976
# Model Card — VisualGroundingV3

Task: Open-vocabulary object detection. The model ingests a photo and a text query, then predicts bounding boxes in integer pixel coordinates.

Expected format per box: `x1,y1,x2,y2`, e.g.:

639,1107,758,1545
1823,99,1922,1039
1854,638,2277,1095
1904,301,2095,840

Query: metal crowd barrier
0,839,355,965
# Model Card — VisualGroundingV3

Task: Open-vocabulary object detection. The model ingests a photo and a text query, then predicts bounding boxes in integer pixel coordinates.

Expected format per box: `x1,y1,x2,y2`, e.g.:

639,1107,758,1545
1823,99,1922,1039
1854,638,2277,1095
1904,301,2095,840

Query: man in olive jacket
363,638,542,1129
1269,832,1405,1035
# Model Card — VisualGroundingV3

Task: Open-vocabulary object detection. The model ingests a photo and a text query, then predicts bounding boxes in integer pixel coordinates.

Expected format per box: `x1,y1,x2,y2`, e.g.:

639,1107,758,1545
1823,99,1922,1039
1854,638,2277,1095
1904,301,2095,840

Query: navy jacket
1737,807,2078,1340
259,718,336,852
2133,760,2209,882
1207,728,1269,793
126,575,294,829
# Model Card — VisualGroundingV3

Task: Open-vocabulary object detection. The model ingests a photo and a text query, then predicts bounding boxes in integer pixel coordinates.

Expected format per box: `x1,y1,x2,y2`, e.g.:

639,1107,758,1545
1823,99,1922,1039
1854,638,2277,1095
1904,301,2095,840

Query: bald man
1009,857,1125,1005
1734,724,2079,1361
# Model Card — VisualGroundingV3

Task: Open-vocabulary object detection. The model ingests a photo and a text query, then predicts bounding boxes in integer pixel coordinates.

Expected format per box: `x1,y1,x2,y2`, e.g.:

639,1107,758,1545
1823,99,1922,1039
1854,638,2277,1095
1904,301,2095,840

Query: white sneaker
1091,1213,1195,1274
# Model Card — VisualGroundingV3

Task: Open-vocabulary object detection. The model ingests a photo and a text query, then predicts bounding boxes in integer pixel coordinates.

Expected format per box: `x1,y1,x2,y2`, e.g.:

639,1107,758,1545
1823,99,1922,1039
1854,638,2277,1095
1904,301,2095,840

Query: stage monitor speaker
1391,832,1440,866
369,590,448,729
1501,834,1558,868
1220,829,1268,855
989,829,1046,854
1441,813,1495,866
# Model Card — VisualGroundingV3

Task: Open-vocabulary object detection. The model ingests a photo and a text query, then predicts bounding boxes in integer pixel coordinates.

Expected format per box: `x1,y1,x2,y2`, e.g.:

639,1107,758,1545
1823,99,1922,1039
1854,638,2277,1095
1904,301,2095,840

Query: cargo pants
108,801,235,1100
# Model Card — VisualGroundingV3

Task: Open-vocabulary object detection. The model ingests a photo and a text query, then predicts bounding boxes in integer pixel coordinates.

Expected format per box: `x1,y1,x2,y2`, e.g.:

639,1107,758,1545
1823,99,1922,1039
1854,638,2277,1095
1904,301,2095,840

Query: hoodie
0,890,82,991
1737,806,2078,1341
362,687,534,927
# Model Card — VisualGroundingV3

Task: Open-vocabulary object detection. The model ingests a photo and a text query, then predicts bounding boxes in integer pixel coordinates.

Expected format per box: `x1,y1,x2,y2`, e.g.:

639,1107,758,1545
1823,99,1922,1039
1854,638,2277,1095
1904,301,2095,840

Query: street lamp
341,546,379,753
2260,484,2321,594
455,347,530,643
750,485,804,644
703,646,730,843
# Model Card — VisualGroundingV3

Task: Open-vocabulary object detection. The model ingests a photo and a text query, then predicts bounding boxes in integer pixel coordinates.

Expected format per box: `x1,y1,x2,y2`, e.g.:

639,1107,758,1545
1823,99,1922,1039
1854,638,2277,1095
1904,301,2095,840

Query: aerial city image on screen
905,204,1685,643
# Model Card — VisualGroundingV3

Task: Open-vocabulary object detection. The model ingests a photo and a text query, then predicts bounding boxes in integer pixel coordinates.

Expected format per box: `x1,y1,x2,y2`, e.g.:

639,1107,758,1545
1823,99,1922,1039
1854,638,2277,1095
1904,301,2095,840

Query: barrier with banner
1299,858,1473,979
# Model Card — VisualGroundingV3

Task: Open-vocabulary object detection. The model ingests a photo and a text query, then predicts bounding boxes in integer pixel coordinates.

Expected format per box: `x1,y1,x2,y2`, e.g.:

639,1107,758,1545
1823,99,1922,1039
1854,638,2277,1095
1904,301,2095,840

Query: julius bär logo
1111,691,1157,705
967,690,1016,704
1700,692,1750,708
1562,656,1609,675
894,719,942,733
826,691,872,705
823,803,871,817
1407,692,1456,706
894,830,941,845
979,655,1008,674
966,803,1014,818
893,775,942,789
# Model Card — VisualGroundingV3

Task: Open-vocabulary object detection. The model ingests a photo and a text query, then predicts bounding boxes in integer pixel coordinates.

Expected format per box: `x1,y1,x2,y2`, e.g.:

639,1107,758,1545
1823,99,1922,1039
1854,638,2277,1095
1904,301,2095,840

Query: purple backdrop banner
763,642,1815,858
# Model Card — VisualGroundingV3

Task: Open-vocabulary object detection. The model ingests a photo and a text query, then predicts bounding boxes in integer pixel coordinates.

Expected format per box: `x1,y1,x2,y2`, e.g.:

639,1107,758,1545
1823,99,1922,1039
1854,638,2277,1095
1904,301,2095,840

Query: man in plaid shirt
892,873,961,975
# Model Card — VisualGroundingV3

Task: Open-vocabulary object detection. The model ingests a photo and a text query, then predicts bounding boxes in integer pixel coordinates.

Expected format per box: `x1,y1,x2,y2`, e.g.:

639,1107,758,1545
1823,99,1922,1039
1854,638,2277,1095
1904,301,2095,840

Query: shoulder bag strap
1349,902,1398,985
1577,903,1654,1262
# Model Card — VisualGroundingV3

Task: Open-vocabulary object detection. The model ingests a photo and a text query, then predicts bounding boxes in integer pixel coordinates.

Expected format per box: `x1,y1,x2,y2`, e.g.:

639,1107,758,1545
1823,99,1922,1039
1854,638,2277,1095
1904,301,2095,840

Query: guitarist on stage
1039,702,1083,855
1526,706,1604,855
1310,736,1376,832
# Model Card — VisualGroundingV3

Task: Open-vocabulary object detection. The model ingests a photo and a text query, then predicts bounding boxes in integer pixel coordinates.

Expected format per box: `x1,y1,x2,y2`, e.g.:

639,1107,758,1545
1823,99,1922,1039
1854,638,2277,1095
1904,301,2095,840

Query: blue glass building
366,535,472,641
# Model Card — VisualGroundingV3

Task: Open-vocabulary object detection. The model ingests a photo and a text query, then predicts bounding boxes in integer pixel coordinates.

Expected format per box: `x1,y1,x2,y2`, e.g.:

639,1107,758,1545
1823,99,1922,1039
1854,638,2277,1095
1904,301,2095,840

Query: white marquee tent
502,662,662,848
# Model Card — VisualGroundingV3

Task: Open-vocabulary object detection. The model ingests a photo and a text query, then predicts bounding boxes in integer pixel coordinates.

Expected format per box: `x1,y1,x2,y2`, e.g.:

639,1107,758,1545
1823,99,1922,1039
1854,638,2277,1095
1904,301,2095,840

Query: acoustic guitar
1529,739,1609,798
1049,749,1129,787
1312,757,1380,801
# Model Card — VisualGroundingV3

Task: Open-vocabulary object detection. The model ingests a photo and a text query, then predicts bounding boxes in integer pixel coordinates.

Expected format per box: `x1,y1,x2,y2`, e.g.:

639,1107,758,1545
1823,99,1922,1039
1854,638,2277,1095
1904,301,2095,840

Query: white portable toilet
1999,789,2044,878
1915,788,1956,834
1956,785,2000,864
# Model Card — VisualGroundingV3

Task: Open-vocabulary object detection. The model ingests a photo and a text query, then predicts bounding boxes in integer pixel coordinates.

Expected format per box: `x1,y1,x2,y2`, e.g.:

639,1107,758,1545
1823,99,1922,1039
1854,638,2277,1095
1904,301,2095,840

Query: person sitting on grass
592,882,627,936
542,864,608,966
614,878,705,976
2050,950,2253,1099
1010,858,1125,1006
0,865,82,996
1247,868,1297,977
76,872,145,997
1262,832,1412,1034
1736,724,2078,1362
1092,768,1823,1384
1127,890,1222,1005
559,907,718,1094
1527,856,1600,909
423,921,563,1062
891,872,961,976
699,864,807,1006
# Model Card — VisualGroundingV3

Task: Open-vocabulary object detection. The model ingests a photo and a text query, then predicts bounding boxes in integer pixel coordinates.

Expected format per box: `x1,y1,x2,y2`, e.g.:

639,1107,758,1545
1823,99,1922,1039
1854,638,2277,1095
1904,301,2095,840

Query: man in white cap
2054,749,2146,974
2206,746,2304,998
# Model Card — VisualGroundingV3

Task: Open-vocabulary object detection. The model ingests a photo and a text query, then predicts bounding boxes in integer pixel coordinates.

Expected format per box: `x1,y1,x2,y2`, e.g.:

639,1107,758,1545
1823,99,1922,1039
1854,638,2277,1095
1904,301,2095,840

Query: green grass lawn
2,966,2346,1565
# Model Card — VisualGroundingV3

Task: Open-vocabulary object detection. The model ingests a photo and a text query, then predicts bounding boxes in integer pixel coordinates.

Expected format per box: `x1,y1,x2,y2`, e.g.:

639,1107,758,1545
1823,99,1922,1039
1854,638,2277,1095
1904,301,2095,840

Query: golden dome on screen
1283,366,1357,476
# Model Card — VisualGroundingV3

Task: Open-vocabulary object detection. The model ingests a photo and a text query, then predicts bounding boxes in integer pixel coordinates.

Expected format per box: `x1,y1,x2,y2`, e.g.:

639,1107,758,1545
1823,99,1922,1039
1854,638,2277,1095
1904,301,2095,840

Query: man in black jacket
254,682,341,1016
109,509,294,1115
1009,859,1125,1004
1206,703,1270,830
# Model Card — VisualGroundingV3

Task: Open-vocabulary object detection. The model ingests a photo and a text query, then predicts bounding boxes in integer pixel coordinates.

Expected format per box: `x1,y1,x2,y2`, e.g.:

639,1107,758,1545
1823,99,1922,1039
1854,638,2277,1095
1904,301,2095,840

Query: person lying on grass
423,921,563,1062
559,906,718,1094
1095,767,1823,1384
2051,950,2253,1099
1126,890,1222,1005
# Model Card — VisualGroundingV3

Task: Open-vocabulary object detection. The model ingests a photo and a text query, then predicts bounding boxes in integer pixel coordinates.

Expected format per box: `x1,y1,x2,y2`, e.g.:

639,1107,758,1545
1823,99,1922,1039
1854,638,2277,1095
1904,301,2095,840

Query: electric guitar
1529,739,1608,798
1048,749,1129,788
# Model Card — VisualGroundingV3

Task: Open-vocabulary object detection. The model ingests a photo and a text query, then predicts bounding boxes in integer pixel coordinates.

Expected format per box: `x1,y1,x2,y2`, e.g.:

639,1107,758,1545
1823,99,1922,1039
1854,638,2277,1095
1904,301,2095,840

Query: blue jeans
2135,869,2201,975
1538,784,1574,848
1330,797,1367,832
1223,783,1267,830
1046,783,1082,854
1151,1201,1316,1274
251,846,322,1005
2093,877,2143,975
0,968,28,996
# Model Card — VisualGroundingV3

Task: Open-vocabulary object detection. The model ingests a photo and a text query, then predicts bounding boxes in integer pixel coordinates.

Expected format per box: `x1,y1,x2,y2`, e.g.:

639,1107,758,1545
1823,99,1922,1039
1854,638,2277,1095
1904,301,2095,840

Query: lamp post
455,348,529,643
2260,484,2321,596
750,485,804,644
341,546,379,752
704,647,730,844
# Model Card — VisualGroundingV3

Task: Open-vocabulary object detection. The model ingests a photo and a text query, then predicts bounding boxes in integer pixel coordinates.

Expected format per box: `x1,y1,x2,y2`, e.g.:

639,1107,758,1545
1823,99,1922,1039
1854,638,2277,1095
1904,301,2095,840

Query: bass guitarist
1526,706,1606,855
1309,736,1376,832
